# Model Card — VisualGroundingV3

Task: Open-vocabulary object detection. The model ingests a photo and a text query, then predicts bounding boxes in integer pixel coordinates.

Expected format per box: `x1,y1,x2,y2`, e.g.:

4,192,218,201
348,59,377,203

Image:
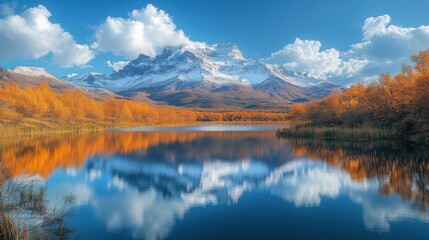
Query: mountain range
1,42,344,110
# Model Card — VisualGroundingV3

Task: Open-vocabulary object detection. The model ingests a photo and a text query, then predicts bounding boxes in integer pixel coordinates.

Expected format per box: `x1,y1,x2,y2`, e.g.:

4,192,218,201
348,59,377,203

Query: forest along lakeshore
278,51,429,145
0,82,289,136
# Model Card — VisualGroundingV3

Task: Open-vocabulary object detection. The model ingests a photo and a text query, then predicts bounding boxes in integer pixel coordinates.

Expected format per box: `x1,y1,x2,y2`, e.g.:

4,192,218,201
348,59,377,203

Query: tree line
196,111,288,122
0,83,288,130
0,83,197,127
287,50,429,142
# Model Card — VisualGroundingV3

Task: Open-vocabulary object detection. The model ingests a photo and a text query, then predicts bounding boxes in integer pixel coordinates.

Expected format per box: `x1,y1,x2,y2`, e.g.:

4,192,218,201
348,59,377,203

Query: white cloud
0,5,94,67
266,15,429,86
90,188,210,240
93,4,192,59
107,60,130,72
46,153,429,238
87,168,102,181
266,38,367,80
266,160,429,231
66,73,78,78
350,14,429,60
362,15,392,41
347,183,429,232
267,160,344,207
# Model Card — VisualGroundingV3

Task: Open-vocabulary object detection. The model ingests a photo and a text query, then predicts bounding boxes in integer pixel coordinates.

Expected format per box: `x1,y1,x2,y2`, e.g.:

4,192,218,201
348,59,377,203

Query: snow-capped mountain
0,66,120,99
0,66,73,91
62,72,110,89
10,66,57,79
62,42,343,109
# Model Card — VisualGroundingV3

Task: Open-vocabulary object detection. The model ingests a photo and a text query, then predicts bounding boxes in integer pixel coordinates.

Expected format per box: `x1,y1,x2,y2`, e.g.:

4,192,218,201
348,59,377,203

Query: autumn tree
286,50,429,141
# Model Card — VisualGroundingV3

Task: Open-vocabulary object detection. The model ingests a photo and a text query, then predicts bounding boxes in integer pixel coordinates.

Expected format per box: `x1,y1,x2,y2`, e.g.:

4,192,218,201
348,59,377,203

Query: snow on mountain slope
61,42,343,109
0,66,76,91
11,66,57,79
62,72,110,88
63,42,334,91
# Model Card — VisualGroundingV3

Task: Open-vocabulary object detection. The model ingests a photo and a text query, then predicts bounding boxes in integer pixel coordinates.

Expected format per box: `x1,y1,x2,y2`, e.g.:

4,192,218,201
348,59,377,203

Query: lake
1,125,428,240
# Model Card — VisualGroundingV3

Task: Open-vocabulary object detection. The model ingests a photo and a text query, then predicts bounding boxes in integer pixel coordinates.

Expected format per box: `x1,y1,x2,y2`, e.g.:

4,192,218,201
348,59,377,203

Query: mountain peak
162,46,181,56
75,41,335,89
62,41,341,109
10,66,56,79
213,42,244,60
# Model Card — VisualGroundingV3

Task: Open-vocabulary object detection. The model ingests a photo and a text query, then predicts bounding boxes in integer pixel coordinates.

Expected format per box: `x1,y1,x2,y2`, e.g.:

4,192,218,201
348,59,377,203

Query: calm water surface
1,125,429,239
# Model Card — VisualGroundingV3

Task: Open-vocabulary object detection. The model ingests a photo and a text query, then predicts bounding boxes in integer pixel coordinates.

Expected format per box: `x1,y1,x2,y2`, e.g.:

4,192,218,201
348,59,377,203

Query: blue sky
1,0,429,85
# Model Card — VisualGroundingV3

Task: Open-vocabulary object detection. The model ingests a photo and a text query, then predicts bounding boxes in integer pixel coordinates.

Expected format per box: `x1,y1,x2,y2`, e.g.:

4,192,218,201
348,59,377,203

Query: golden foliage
287,139,429,207
287,50,429,140
0,83,197,127
0,131,277,178
0,83,288,128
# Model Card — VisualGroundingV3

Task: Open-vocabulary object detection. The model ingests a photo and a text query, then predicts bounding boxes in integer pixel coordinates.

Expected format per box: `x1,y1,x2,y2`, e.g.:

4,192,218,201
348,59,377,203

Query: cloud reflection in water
3,130,428,239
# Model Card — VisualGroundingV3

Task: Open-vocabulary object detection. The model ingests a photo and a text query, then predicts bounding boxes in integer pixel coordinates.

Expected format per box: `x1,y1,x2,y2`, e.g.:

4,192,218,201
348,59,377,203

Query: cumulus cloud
266,38,368,80
93,4,191,59
107,60,130,72
267,161,344,207
0,5,94,67
362,15,392,41
266,15,429,86
90,188,210,240
47,151,429,238
350,14,429,60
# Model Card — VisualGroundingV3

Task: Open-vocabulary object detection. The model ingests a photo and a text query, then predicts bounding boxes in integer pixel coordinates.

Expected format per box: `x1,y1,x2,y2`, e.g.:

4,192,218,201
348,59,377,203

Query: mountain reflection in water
1,128,428,240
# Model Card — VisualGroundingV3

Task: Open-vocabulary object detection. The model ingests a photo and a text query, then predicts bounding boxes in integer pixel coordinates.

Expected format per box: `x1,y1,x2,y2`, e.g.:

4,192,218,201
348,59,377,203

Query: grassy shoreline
276,126,402,141
0,125,103,138
0,121,287,138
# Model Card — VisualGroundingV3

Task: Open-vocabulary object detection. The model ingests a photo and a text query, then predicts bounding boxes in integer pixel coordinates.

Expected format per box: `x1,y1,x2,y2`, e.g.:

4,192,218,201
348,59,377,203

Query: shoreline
0,121,288,138
276,126,402,141
276,126,429,146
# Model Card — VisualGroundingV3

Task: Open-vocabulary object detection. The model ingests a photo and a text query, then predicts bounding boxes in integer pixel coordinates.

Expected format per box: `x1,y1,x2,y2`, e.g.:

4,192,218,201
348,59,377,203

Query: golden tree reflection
1,131,428,209
287,139,429,209
0,131,281,178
